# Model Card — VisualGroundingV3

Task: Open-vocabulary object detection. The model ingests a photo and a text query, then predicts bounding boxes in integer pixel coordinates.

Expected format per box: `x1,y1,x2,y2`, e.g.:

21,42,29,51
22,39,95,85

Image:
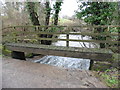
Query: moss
25,53,34,58
2,45,11,56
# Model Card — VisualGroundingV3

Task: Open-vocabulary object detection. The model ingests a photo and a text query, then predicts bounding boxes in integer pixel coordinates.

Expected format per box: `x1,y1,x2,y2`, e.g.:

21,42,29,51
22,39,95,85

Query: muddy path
2,57,108,88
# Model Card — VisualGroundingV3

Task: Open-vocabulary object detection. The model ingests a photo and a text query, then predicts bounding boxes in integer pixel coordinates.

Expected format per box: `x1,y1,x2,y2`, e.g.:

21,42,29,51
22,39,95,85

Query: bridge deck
6,43,113,61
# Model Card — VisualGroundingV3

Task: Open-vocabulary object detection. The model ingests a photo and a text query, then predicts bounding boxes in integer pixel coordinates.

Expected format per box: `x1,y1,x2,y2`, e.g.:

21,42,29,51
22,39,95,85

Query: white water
34,55,90,70
34,33,99,70
52,34,99,48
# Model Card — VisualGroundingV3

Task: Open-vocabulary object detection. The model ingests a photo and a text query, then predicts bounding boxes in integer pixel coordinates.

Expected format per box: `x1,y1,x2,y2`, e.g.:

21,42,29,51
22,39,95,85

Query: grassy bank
93,61,119,88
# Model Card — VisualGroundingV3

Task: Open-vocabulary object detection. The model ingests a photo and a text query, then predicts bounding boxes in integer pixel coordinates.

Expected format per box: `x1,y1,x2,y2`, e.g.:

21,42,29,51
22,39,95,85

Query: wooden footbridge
2,25,119,64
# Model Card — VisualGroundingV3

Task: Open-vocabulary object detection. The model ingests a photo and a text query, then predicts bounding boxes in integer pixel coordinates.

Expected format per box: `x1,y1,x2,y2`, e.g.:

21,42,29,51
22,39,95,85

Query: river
33,33,99,70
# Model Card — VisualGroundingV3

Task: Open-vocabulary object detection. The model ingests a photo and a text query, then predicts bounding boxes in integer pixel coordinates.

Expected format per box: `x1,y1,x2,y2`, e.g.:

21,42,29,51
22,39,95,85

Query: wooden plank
3,29,118,36
5,43,113,61
3,34,119,45
2,25,120,30
16,37,119,44
6,43,113,53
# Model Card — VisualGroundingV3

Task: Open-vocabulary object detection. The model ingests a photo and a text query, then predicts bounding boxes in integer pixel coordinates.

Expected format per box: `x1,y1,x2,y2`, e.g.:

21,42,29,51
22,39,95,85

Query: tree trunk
54,2,62,25
40,1,52,45
27,2,40,26
45,2,51,26
27,2,52,45
93,21,106,48
96,27,106,48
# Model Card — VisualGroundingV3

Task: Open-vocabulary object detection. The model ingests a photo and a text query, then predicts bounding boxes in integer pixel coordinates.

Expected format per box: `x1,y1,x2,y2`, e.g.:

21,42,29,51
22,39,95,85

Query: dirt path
2,57,108,88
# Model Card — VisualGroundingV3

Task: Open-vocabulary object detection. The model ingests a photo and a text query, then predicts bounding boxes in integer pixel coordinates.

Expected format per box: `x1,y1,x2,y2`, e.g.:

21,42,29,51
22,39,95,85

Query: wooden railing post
106,26,110,49
13,27,17,43
66,34,69,47
66,27,69,47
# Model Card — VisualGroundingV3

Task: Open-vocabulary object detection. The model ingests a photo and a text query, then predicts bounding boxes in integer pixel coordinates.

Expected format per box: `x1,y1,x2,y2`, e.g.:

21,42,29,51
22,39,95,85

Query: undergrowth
93,61,119,88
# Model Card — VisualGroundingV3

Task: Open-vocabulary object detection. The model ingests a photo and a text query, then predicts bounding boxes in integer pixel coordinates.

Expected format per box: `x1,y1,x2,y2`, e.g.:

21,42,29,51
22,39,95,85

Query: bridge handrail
3,30,118,36
2,25,120,30
2,25,119,36
2,25,119,46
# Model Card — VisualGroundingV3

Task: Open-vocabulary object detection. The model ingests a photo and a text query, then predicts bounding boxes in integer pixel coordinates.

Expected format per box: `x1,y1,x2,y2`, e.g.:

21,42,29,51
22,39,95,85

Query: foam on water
34,55,90,70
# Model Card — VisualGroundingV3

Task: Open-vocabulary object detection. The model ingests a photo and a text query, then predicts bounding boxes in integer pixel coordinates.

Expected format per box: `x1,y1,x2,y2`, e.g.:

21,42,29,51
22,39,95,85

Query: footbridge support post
89,60,94,70
11,51,26,60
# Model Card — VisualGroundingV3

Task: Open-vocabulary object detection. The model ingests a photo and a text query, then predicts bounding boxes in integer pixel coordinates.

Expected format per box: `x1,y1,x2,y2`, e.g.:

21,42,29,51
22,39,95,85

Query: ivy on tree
53,2,63,25
26,2,40,26
26,1,63,45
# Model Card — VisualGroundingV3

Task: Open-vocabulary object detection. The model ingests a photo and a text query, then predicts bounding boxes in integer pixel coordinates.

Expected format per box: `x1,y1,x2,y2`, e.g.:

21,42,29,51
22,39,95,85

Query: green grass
50,18,73,25
100,68,119,88
58,18,73,25
92,61,119,88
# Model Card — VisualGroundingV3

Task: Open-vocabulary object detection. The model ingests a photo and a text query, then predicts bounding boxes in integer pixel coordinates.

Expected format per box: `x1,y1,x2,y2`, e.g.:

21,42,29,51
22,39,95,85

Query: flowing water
34,33,99,70
34,55,90,70
52,33,99,48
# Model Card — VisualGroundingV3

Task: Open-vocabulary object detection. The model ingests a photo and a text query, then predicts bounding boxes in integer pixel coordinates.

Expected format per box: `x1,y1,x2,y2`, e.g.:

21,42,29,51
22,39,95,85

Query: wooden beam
2,25,120,30
6,43,113,62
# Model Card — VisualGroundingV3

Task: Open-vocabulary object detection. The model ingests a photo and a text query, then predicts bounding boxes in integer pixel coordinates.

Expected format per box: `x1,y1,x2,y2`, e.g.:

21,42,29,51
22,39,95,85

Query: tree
1,2,30,27
45,1,51,26
26,1,63,45
53,2,63,25
76,2,117,25
26,2,40,25
26,2,52,45
76,2,117,48
42,1,63,44
40,1,52,45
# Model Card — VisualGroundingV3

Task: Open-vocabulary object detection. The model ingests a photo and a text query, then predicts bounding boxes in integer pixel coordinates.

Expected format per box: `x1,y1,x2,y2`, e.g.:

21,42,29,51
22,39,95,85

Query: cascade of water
34,55,90,70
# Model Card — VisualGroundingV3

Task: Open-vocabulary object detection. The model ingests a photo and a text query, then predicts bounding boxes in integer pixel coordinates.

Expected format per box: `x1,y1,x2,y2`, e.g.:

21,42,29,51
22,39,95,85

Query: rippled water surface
34,55,90,70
